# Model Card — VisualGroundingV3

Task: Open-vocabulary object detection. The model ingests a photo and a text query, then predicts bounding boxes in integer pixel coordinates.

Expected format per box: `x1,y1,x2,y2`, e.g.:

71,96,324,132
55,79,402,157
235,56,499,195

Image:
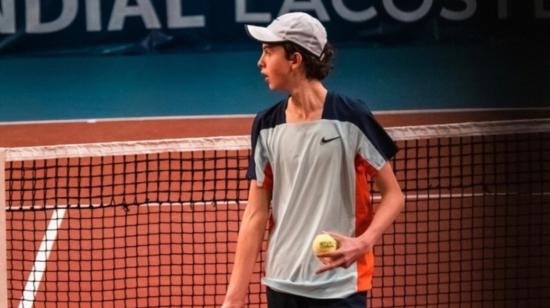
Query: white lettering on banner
535,0,550,18
108,0,161,31
85,0,101,31
278,0,330,21
1,0,548,35
236,0,271,23
441,0,476,21
383,0,432,22
498,0,509,19
167,0,205,28
0,0,15,33
26,0,78,33
332,0,377,22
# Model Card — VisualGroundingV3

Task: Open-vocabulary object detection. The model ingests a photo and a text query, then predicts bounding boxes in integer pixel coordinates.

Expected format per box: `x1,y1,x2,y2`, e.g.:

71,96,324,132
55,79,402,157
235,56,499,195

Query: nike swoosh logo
321,136,341,144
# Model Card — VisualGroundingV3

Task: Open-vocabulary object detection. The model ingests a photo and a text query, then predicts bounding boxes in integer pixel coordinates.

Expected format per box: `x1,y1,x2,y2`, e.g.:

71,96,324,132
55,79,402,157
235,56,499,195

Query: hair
279,41,335,81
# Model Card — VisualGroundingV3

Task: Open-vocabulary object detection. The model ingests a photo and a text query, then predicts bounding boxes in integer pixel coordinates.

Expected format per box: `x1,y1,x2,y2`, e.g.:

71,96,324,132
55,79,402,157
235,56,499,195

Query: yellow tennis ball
312,234,338,255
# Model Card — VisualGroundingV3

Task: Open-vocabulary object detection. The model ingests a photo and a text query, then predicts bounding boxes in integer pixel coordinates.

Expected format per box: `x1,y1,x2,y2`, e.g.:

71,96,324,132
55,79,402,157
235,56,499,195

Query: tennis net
1,118,549,307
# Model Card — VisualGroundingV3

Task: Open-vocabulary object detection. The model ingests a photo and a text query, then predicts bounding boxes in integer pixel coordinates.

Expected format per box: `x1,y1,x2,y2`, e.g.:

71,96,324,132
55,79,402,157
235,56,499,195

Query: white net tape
3,118,550,162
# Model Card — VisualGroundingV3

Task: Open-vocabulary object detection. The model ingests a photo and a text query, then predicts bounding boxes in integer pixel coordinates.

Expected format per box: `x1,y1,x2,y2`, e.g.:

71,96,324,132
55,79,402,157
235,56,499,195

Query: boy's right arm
222,181,271,308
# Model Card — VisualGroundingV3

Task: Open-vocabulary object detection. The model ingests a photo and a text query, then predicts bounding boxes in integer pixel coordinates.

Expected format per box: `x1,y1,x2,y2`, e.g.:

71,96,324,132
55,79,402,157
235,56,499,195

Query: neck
287,80,327,116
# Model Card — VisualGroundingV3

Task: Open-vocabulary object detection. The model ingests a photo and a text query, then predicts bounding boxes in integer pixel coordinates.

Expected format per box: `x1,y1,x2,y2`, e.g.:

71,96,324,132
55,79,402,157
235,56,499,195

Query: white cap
245,12,328,59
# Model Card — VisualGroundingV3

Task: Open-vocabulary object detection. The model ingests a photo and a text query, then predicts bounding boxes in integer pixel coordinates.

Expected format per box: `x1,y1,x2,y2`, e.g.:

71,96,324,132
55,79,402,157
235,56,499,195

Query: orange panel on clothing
263,163,274,190
354,155,376,291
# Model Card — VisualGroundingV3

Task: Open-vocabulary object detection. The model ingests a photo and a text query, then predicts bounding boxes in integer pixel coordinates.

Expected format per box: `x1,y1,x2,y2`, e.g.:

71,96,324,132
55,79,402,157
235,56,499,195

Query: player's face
257,44,292,91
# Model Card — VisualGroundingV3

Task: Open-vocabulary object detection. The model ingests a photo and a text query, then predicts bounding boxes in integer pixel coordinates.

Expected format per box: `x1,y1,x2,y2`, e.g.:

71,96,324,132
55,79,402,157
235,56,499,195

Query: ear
289,52,303,70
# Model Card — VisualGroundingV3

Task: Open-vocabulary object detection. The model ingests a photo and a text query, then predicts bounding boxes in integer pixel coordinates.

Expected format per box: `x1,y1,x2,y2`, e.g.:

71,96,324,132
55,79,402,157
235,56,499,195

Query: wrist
358,229,378,252
223,298,245,308
224,292,245,306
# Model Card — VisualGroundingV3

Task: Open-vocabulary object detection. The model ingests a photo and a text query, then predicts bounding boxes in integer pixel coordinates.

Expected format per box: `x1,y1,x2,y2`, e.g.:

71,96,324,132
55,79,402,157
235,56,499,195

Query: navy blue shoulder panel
246,99,286,180
254,98,287,131
323,92,398,160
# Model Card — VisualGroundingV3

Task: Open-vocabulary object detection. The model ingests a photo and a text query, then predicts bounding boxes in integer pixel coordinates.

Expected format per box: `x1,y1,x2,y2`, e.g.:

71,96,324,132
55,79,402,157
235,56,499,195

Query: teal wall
0,42,548,122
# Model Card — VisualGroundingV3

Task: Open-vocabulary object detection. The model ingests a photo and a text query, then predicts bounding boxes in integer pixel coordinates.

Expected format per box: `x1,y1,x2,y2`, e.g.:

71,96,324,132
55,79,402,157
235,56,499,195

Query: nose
257,54,265,70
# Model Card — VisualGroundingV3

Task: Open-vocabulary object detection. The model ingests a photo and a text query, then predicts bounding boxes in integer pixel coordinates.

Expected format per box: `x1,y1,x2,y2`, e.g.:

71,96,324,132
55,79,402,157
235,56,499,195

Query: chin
267,82,285,92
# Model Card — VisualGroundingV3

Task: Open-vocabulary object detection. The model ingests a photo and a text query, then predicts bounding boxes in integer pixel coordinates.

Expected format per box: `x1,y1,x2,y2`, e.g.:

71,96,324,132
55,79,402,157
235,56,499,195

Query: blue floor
1,42,548,122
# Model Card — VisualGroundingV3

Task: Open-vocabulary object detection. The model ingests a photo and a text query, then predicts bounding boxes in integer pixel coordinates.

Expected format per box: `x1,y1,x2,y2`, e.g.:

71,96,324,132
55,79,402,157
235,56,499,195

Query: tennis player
223,12,404,308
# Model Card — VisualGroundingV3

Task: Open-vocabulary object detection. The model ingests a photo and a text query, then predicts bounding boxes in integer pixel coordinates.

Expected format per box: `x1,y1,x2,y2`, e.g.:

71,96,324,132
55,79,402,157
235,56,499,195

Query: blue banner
1,0,548,56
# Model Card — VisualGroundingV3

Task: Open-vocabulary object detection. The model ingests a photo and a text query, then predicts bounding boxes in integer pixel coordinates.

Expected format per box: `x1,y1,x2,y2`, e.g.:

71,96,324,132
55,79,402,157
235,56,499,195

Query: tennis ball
312,233,338,255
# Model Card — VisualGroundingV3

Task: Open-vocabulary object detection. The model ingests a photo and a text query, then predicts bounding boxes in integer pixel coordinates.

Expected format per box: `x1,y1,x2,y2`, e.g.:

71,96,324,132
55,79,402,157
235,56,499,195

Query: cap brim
245,25,285,43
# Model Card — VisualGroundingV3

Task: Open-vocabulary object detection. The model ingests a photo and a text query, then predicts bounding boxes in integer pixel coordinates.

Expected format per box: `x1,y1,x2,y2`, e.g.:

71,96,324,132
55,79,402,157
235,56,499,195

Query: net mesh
2,119,550,307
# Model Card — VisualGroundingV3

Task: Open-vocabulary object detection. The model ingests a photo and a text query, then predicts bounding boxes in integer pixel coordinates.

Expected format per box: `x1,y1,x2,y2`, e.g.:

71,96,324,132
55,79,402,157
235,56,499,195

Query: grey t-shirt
247,92,397,298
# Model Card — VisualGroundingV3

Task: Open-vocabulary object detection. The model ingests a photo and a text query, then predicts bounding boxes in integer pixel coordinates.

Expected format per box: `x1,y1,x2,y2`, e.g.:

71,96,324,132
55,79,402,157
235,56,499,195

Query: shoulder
324,91,375,126
326,91,398,160
325,91,372,119
251,98,286,134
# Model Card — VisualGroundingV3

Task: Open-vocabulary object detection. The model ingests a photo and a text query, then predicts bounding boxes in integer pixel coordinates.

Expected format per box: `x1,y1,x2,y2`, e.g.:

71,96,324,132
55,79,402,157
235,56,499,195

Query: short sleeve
246,115,260,180
246,113,272,187
354,101,398,170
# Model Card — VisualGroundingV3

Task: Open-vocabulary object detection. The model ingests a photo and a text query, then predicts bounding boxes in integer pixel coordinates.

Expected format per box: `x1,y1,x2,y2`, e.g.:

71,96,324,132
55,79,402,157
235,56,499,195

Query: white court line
0,114,255,126
6,191,550,211
18,208,66,308
1,107,548,126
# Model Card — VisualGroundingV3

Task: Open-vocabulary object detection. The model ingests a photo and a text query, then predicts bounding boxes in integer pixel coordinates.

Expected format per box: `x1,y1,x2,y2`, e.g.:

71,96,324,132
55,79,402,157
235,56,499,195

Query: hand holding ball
312,233,338,255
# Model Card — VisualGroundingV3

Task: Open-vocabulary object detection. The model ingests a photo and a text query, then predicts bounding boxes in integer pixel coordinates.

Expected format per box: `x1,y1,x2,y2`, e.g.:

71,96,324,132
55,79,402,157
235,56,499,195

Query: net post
0,149,7,308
